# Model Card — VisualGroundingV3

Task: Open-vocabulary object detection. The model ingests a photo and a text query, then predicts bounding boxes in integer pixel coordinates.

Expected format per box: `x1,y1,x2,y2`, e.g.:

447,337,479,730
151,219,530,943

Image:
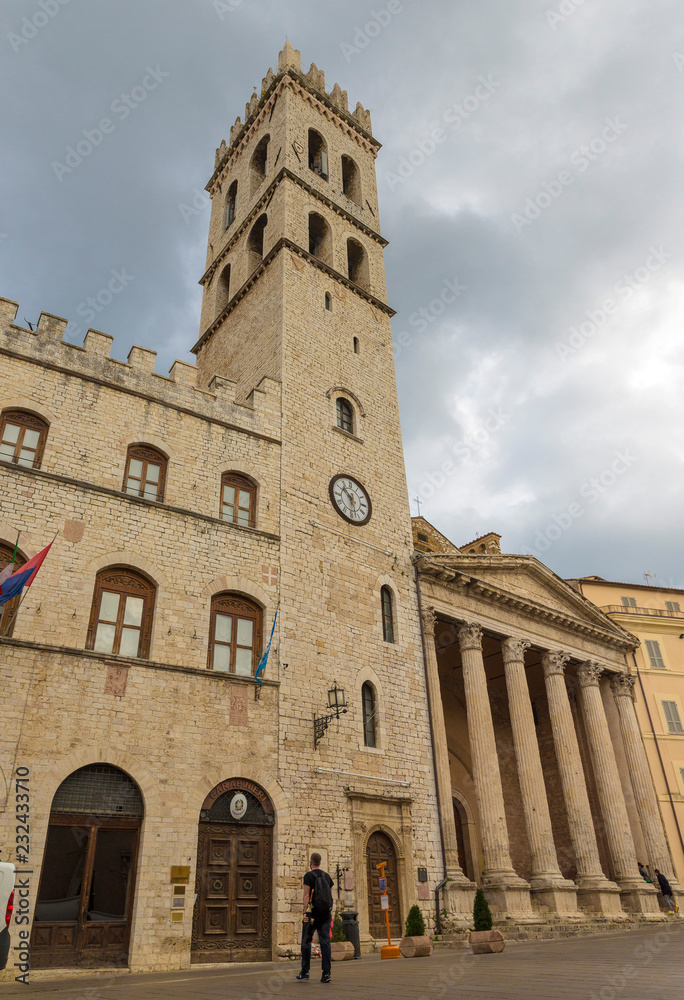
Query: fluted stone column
420,607,475,922
576,662,660,916
458,623,532,918
501,638,579,916
541,652,622,915
610,673,679,890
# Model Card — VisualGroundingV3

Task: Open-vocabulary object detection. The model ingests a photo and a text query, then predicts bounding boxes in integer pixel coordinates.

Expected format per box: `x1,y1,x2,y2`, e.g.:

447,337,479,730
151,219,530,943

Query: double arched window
87,567,156,659
0,410,49,469
123,445,167,502
381,586,395,643
362,682,376,748
209,593,262,675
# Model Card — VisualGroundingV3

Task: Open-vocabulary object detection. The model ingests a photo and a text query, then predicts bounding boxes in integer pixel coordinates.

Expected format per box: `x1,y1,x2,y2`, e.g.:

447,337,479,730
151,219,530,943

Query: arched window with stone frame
362,681,377,748
122,444,168,502
0,540,26,637
336,397,354,434
0,409,49,469
86,566,156,659
216,262,232,317
220,472,257,528
208,593,262,676
381,585,395,643
308,212,333,264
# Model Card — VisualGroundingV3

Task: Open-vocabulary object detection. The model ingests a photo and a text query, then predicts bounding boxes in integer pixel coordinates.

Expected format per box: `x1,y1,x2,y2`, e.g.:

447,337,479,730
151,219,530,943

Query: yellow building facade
572,577,684,887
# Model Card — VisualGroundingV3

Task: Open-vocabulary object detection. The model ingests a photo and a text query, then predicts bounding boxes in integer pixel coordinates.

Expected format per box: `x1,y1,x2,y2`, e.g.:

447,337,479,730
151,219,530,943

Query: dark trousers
300,911,331,977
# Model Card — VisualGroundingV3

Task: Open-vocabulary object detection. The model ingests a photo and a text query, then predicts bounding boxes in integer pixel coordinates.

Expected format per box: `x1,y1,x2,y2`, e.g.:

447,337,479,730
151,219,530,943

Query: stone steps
433,913,679,948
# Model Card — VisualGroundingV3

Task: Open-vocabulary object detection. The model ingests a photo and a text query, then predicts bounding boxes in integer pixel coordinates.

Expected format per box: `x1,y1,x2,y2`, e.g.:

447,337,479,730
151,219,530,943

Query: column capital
420,605,437,637
610,671,637,699
541,650,569,678
458,622,483,651
501,637,531,664
577,661,604,688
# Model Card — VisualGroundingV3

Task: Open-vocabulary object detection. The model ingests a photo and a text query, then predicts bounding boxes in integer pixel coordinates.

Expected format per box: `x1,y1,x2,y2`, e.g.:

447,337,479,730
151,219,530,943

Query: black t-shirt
304,869,333,901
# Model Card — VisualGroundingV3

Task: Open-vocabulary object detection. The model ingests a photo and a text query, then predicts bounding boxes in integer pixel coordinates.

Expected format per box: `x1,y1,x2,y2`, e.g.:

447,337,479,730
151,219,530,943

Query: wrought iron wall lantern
313,681,347,749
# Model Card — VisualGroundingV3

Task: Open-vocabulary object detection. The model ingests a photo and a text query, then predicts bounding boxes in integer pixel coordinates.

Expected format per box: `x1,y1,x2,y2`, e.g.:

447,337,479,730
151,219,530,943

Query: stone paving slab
1,924,683,999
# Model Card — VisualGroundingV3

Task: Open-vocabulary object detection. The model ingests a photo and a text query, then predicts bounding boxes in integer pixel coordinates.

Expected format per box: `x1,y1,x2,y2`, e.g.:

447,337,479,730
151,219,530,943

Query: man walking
654,868,678,913
297,852,334,983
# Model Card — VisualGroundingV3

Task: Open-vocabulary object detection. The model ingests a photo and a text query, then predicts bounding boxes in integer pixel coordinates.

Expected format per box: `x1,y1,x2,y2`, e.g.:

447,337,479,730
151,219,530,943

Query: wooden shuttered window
662,701,684,735
645,640,665,669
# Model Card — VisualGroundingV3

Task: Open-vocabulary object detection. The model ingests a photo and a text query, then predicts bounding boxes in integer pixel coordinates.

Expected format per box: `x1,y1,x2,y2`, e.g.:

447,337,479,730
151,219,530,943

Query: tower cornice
192,237,395,357
200,167,388,289
207,69,380,196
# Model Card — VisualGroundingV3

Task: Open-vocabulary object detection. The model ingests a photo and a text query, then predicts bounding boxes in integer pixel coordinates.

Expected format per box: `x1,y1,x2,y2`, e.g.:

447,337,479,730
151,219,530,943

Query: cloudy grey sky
2,0,682,587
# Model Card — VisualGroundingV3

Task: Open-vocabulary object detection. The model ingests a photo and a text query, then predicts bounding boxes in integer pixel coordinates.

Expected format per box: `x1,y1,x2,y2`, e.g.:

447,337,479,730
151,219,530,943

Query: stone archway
191,778,275,964
30,764,143,969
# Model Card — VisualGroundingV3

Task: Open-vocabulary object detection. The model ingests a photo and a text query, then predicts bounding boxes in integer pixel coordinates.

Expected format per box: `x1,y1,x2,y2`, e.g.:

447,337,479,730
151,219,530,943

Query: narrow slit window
353,337,359,354
325,292,332,311
225,180,237,228
381,586,395,643
362,682,376,748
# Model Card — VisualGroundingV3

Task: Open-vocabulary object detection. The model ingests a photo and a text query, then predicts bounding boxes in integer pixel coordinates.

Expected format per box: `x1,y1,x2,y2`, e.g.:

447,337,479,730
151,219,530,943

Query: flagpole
0,532,57,637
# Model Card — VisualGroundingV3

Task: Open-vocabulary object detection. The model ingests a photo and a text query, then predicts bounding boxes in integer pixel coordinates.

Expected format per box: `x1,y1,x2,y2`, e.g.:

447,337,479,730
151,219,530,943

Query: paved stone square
1,925,682,1000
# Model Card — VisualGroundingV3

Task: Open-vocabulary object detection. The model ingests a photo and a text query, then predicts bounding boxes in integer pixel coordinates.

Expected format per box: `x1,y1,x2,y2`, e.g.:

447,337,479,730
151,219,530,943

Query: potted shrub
469,889,504,954
330,913,354,961
399,904,432,958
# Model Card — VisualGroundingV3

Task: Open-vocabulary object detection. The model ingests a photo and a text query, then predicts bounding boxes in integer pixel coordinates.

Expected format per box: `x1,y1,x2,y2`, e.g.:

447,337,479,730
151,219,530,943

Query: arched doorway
453,797,475,882
31,764,143,969
365,830,401,940
191,778,274,964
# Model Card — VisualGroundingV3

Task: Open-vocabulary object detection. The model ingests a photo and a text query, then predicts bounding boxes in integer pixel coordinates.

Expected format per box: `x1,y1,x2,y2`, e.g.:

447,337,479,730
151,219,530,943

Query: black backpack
311,869,333,915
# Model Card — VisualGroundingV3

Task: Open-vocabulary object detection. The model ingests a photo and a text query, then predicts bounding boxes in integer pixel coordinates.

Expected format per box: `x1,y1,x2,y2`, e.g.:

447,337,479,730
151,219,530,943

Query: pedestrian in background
654,869,677,913
297,853,334,983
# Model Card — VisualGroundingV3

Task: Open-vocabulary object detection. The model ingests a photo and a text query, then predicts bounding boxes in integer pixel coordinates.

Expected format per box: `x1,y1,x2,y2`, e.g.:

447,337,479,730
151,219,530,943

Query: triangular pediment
415,552,635,644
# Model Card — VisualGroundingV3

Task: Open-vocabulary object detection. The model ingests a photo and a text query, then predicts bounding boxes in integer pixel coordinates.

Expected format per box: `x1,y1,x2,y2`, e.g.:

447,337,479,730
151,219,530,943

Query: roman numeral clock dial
329,474,372,526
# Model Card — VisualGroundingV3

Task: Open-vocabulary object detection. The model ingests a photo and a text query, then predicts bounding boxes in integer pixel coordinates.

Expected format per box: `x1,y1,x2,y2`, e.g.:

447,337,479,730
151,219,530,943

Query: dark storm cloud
1,0,682,586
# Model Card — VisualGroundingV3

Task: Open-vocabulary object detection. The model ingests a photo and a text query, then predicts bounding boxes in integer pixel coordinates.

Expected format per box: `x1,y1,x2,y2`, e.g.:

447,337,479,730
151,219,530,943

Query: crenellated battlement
0,297,281,442
213,42,374,177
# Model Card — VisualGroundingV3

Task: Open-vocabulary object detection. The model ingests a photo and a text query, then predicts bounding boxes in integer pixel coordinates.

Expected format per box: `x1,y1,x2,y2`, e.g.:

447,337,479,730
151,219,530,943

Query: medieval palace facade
0,44,677,976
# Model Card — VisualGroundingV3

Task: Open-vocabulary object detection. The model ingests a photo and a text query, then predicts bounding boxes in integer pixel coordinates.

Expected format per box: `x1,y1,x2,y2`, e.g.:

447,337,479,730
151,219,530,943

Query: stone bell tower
192,43,476,944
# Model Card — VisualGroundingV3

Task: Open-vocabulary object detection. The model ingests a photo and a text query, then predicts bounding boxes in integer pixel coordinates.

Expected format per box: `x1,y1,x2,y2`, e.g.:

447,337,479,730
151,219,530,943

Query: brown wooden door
31,817,139,969
192,823,272,963
366,831,401,940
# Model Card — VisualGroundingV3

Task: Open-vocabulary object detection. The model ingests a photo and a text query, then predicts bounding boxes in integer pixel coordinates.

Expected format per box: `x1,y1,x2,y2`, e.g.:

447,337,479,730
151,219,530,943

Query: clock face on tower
329,474,372,526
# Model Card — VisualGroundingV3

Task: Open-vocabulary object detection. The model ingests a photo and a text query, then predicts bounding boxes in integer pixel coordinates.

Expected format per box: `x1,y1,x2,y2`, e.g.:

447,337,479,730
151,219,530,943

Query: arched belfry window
308,129,328,179
308,212,332,264
381,586,395,643
341,155,362,206
336,398,354,434
0,409,49,469
123,445,167,502
209,593,262,675
347,238,369,290
362,682,376,748
225,180,237,228
250,135,269,195
247,214,267,271
87,567,156,659
216,263,232,316
0,541,26,637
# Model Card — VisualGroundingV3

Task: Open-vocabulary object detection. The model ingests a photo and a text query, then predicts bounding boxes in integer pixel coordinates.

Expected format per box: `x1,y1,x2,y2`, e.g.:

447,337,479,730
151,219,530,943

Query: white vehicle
0,863,15,971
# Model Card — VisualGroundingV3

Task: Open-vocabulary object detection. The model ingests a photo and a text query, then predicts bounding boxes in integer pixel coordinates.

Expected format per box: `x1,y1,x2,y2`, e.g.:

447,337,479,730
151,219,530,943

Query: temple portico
415,550,671,925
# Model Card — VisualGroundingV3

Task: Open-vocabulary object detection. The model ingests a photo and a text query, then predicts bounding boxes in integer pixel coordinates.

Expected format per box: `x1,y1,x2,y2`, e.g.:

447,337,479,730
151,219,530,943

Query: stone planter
331,941,354,961
399,935,432,958
469,929,505,954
